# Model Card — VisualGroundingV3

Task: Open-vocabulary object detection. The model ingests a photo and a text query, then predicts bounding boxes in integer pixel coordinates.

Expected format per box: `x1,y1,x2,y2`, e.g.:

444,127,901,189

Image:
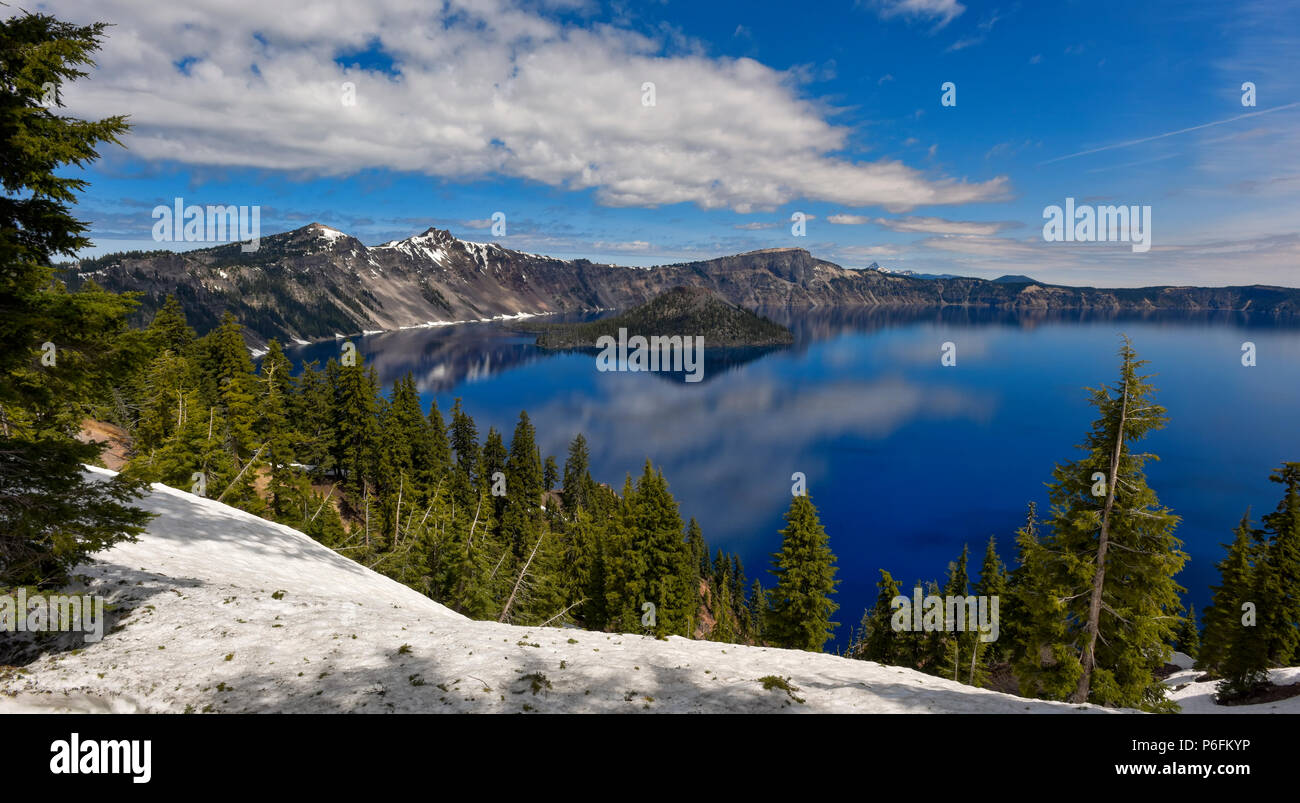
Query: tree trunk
1071,376,1129,704
499,534,543,623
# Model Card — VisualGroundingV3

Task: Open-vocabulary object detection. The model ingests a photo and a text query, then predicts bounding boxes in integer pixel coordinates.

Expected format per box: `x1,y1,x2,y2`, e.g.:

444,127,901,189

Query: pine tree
602,474,647,632
543,455,559,493
975,535,1008,664
1175,604,1200,659
1007,503,1082,700
1200,514,1258,674
1258,462,1300,665
1045,338,1186,710
943,544,972,682
292,360,334,479
748,579,767,644
448,398,480,506
561,433,592,513
854,569,903,665
482,427,507,491
145,295,195,354
425,397,452,480
199,313,260,457
0,11,151,586
1217,525,1271,700
566,506,607,629
686,518,706,584
256,339,298,518
624,462,692,637
767,493,840,652
330,355,380,504
383,373,435,490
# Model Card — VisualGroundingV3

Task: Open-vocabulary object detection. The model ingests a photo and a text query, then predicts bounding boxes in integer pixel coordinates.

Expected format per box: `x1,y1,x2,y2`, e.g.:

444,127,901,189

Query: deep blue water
289,308,1300,649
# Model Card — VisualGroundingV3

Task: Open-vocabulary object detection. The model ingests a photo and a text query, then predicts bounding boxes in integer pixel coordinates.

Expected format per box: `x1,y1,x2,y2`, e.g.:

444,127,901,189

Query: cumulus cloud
48,0,1005,213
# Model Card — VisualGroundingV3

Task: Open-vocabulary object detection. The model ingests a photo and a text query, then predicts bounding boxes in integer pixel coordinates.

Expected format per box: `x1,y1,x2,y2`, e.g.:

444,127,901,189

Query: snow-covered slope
1164,664,1300,714
0,471,1283,714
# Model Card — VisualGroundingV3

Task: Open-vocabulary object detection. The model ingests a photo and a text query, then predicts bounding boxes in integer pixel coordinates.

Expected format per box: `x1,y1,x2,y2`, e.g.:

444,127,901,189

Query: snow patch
0,469,1128,715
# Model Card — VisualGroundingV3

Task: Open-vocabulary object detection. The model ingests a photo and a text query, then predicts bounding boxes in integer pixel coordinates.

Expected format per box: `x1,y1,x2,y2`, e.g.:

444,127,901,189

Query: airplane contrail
1037,101,1300,166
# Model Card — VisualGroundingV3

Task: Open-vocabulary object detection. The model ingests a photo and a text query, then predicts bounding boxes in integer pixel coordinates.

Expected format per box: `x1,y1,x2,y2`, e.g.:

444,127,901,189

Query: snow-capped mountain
65,223,1300,348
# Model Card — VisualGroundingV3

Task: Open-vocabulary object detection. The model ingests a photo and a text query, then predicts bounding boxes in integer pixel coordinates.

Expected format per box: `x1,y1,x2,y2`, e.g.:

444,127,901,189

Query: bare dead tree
498,533,544,623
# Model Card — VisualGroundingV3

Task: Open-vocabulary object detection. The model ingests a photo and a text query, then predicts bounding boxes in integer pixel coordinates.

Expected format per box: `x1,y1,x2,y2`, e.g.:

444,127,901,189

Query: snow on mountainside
2,471,1293,714
65,222,1300,350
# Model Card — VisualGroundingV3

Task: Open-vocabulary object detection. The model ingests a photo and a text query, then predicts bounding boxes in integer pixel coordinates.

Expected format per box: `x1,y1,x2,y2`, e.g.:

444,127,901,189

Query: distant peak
738,247,808,256
300,222,351,244
413,226,456,242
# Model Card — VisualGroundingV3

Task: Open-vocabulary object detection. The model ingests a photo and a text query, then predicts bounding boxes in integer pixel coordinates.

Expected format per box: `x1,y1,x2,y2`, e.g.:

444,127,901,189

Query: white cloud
828,214,1010,235
589,240,651,251
864,0,967,29
49,0,1004,213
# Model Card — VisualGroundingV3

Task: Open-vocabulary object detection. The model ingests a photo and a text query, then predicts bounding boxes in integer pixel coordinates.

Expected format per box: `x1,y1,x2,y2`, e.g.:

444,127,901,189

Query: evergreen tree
1044,338,1186,710
482,427,508,492
748,579,767,644
566,506,607,629
145,295,195,354
943,544,972,682
625,461,693,637
767,493,840,652
975,534,1008,663
0,11,151,586
602,475,647,632
543,455,559,493
291,359,334,479
853,569,903,665
448,398,480,505
1175,604,1200,659
425,398,452,480
1007,504,1082,700
256,339,298,518
329,354,380,512
199,312,260,457
686,518,706,584
1258,462,1300,664
1199,514,1255,672
561,433,592,513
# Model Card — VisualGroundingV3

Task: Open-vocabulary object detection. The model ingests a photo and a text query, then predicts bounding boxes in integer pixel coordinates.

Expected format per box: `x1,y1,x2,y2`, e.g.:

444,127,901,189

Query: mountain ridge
64,222,1300,346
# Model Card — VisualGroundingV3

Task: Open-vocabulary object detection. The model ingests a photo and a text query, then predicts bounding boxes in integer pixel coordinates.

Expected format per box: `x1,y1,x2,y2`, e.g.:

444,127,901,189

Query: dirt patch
1216,681,1300,706
77,419,132,471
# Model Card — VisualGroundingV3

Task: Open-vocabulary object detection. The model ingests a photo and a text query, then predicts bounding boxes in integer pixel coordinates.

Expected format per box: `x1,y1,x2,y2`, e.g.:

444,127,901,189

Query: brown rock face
65,223,1300,346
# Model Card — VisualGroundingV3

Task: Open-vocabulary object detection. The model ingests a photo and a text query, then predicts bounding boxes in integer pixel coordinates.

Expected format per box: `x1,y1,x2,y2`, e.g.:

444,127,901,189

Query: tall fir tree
853,569,904,665
767,493,840,652
1007,503,1082,700
975,534,1008,664
1043,338,1186,710
0,11,152,585
1175,604,1200,659
1258,462,1300,665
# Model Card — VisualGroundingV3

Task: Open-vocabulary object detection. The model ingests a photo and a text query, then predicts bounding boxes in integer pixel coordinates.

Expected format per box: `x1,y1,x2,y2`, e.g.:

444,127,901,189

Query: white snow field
0,469,1290,714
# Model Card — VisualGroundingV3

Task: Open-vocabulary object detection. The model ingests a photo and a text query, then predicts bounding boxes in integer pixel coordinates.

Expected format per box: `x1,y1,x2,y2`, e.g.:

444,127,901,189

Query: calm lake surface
291,308,1300,648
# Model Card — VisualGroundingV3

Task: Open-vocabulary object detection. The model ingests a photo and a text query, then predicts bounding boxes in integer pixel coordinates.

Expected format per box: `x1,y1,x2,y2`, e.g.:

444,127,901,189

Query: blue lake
290,308,1300,648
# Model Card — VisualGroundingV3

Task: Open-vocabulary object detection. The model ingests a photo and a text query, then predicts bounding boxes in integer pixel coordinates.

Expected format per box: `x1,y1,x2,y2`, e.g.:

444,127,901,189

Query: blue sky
44,0,1300,286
